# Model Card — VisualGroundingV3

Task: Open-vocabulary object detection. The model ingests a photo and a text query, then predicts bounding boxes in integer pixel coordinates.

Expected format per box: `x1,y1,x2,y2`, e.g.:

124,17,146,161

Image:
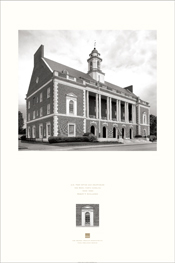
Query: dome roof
89,47,100,57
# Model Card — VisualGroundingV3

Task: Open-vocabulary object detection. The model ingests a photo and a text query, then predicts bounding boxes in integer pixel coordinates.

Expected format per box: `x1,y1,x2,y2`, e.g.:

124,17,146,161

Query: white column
125,102,127,122
137,105,141,135
132,105,134,123
126,103,129,122
148,107,150,135
84,90,86,117
99,94,101,119
96,94,98,119
90,211,94,226
118,100,121,121
82,211,85,226
86,91,89,118
133,105,136,123
53,116,58,136
116,99,118,121
53,79,58,114
109,97,112,120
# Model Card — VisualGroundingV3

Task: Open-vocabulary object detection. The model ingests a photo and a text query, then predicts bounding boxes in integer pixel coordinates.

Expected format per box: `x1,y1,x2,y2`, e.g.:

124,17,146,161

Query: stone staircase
123,138,151,144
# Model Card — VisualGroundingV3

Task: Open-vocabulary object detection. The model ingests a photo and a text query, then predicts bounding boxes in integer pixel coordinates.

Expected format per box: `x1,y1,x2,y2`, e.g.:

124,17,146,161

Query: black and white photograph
76,204,99,227
1,1,174,262
18,30,157,151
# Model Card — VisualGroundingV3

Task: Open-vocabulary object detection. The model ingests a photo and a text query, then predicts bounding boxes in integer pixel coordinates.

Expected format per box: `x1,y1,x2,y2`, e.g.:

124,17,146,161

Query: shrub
48,136,90,144
149,135,157,142
20,135,26,140
83,132,97,142
83,132,93,137
135,135,142,138
87,134,98,142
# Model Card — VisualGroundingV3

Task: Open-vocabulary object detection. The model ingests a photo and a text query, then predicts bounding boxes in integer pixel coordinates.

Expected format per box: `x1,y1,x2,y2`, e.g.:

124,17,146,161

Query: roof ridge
44,57,91,77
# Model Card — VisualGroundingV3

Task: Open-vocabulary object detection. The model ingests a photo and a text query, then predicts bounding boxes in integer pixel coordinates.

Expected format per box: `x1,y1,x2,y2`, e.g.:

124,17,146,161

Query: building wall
26,116,53,138
86,119,137,139
58,84,84,116
58,116,84,136
140,106,149,124
27,47,52,97
27,82,53,122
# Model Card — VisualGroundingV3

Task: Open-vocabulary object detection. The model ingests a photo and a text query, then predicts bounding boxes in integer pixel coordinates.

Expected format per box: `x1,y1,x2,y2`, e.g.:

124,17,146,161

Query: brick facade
26,45,150,141
58,116,84,136
58,84,84,116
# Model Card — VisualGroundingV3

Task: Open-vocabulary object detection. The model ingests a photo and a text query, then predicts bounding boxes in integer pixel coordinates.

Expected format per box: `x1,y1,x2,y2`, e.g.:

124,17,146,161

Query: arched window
103,126,106,138
90,61,92,70
113,127,116,138
143,112,147,124
97,61,100,69
91,125,95,135
122,128,125,139
85,212,90,224
69,100,74,114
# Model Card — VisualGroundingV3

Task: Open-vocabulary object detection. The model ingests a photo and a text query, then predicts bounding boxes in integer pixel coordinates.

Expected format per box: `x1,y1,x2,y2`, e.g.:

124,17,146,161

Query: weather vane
94,40,96,48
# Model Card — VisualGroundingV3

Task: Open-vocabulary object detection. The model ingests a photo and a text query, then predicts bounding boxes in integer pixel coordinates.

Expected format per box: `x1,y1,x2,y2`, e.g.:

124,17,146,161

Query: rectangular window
36,110,38,117
48,125,51,135
40,125,43,138
33,97,35,105
47,87,50,98
36,97,38,103
33,111,35,119
68,124,75,137
47,104,50,114
28,101,30,109
69,100,74,114
40,92,43,102
40,107,43,117
28,113,30,121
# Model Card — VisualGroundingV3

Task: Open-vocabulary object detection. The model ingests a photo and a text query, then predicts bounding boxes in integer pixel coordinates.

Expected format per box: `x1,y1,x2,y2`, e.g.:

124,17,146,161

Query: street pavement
19,140,157,151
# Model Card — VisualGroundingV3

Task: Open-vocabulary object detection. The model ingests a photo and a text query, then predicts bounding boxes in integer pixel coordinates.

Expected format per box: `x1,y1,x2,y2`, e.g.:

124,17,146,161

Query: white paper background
1,1,174,262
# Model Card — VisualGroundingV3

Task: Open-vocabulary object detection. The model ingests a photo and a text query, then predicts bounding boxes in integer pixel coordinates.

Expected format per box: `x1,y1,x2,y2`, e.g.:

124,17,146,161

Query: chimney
34,45,44,66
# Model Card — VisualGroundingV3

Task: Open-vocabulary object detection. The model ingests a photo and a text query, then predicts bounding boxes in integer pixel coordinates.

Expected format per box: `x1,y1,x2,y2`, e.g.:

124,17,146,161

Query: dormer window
36,77,39,83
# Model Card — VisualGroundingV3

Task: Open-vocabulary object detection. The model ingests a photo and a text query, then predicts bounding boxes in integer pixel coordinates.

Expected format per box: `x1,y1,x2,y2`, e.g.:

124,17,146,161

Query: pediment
66,93,77,98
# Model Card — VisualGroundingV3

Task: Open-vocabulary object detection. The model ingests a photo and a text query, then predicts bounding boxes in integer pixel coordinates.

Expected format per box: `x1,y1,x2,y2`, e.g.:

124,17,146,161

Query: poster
1,1,174,262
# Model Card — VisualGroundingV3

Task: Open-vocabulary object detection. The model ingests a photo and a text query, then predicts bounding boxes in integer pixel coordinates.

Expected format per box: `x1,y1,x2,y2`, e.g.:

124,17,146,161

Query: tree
150,114,157,136
18,111,24,134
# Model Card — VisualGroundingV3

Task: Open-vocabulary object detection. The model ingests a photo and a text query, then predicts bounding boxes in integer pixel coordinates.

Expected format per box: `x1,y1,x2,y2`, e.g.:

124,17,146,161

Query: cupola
87,45,105,83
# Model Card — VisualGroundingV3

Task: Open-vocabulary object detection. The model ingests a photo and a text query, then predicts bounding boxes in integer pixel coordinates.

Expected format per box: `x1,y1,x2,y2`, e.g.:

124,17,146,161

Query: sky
19,30,157,123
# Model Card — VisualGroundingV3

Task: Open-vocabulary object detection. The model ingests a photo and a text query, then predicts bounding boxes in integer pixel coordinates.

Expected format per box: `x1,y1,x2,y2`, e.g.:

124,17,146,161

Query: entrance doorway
122,128,125,139
113,127,116,138
91,125,95,135
130,128,133,139
103,126,106,138
85,212,90,225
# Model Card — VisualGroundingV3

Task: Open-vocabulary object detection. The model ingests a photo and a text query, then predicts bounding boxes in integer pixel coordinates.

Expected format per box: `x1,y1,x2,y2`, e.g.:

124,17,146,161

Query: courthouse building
26,45,150,141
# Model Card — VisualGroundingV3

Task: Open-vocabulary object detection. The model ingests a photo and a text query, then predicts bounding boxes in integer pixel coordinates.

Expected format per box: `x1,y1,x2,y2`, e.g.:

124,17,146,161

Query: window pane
69,100,74,113
47,88,50,98
48,125,51,135
69,125,74,135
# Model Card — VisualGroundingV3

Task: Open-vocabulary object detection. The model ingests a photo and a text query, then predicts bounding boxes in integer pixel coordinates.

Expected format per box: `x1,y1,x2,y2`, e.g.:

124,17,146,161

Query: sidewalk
19,139,154,150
